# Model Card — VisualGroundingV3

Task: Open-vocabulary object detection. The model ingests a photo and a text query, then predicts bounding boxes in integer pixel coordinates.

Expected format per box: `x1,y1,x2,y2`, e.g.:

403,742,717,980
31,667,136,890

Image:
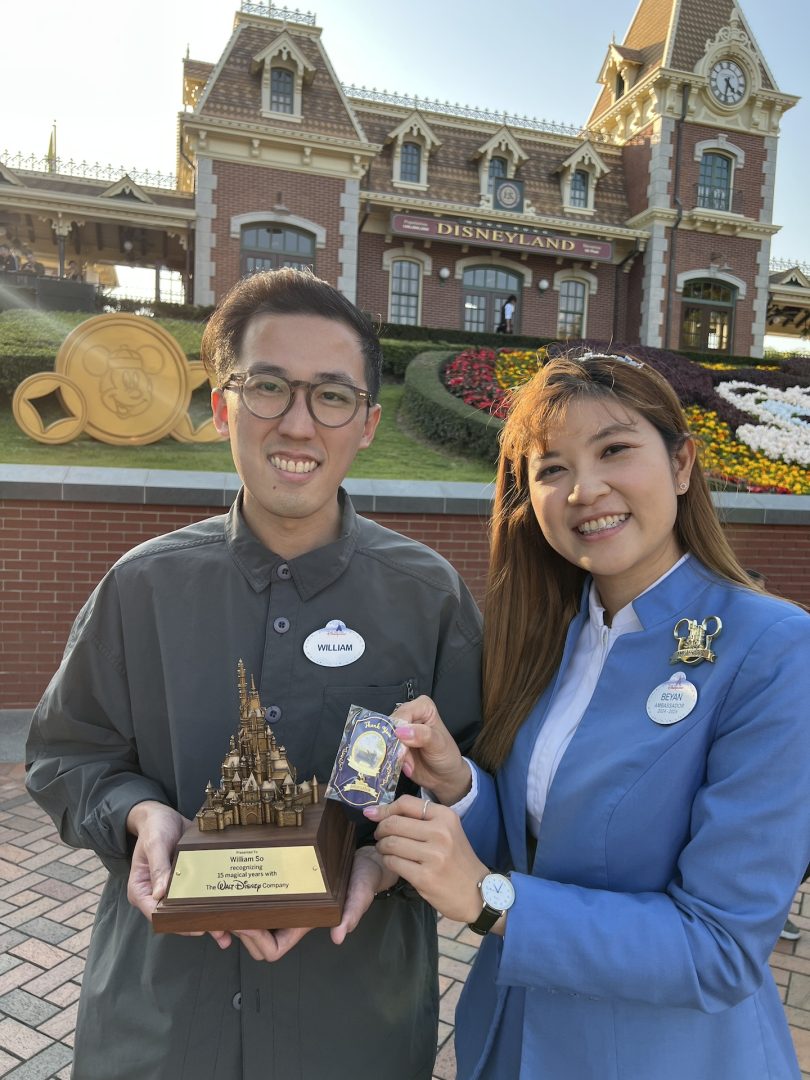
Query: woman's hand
392,696,472,805
365,794,487,924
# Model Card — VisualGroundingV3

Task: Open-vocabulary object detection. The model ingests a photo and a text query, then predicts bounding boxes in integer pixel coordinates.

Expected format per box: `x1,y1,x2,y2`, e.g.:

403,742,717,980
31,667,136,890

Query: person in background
369,351,810,1080
0,243,18,271
496,294,518,334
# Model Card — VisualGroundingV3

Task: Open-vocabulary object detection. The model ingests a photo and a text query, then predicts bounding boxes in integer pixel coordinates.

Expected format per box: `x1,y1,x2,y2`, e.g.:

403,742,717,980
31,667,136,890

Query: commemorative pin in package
326,705,406,808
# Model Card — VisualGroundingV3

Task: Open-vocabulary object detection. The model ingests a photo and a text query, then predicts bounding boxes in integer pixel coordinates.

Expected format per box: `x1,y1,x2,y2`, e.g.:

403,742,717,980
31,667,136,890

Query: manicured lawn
0,383,495,483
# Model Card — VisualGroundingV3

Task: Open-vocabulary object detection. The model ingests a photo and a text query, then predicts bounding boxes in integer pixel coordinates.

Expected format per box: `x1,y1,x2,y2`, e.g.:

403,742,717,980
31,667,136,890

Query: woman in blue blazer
368,353,810,1079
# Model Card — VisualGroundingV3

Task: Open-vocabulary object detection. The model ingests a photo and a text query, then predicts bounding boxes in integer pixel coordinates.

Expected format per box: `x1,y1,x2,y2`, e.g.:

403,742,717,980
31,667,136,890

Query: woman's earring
679,482,688,491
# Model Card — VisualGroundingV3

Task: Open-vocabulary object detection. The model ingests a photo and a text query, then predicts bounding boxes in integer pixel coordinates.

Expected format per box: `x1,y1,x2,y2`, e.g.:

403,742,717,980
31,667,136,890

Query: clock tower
588,1,798,357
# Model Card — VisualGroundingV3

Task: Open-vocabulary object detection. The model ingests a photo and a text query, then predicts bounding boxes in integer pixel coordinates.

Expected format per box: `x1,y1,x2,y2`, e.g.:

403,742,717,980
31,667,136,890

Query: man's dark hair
201,268,383,401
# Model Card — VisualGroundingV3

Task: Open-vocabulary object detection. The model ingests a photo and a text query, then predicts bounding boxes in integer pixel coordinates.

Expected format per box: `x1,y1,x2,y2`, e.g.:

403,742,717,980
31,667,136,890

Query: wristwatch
468,871,515,936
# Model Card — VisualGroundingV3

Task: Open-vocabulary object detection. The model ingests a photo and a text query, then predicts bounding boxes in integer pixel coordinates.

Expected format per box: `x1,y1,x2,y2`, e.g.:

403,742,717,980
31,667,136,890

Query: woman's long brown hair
474,353,756,772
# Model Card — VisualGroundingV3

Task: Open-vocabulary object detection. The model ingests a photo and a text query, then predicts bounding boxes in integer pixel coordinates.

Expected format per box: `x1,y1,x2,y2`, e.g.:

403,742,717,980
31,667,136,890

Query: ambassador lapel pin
670,616,723,666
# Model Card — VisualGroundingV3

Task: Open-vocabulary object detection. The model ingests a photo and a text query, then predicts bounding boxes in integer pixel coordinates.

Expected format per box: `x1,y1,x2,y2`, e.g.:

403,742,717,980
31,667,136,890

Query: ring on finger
421,798,430,820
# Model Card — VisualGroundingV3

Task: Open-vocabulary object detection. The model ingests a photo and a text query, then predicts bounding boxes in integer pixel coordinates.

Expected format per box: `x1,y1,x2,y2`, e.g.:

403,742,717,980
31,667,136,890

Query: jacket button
273,617,290,634
265,705,282,723
232,992,242,1010
277,563,291,580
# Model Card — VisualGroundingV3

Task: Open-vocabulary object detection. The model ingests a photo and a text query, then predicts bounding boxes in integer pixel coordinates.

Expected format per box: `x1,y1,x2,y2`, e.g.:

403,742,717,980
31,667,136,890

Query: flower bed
442,342,810,494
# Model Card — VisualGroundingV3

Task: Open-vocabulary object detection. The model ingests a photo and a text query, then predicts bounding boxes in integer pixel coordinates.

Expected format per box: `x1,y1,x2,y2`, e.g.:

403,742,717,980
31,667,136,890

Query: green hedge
401,351,502,462
373,320,555,351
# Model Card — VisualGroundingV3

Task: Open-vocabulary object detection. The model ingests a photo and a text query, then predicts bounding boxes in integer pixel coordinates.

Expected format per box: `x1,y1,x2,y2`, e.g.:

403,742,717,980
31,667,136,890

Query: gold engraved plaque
55,314,191,445
168,845,326,900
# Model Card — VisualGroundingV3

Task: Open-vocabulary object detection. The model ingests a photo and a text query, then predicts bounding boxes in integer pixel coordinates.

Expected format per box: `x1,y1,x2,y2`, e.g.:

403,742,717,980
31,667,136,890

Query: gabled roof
100,175,154,204
556,140,611,178
250,30,315,81
384,111,441,150
770,267,810,290
473,126,528,166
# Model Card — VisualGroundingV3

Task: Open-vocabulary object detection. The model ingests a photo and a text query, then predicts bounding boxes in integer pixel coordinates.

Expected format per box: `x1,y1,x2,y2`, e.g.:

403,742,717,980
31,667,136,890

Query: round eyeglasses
220,372,373,428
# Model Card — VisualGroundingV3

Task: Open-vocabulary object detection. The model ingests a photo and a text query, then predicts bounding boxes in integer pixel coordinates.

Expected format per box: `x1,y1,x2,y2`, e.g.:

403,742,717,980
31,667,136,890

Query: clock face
481,873,515,910
709,59,747,106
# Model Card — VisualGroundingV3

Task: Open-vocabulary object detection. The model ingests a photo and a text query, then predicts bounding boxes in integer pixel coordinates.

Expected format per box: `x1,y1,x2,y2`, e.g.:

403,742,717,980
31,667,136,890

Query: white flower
716,382,810,465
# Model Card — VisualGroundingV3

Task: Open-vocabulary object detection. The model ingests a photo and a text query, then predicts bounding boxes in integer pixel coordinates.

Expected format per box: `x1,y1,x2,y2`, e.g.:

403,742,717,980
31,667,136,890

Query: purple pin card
325,705,406,808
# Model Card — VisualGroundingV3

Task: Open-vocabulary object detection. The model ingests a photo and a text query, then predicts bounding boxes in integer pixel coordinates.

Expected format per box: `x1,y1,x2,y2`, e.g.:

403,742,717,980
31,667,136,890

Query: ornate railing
240,1,317,23
342,85,616,143
770,257,810,276
0,151,177,191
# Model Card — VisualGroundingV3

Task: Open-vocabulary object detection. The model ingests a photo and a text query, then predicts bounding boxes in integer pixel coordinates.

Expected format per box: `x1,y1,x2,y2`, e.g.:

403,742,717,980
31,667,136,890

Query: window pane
557,280,586,338
400,142,422,183
488,156,507,195
463,294,487,333
698,152,731,211
681,305,703,348
570,170,589,208
270,68,294,113
391,260,420,325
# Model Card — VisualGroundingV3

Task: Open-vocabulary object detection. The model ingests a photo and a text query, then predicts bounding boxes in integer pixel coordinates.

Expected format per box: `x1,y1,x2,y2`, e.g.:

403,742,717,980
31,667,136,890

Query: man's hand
126,800,189,921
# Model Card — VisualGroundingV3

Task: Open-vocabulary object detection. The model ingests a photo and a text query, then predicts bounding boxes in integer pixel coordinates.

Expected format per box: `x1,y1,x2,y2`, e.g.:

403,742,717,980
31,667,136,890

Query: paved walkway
0,761,808,1079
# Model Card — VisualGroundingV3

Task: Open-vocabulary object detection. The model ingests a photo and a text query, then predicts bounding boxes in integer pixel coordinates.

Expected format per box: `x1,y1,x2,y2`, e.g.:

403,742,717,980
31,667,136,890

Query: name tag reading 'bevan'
303,620,366,667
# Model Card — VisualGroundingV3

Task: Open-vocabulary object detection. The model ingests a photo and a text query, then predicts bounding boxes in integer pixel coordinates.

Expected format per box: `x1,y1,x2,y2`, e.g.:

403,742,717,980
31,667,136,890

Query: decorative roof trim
384,111,441,150
473,126,528,165
100,174,155,204
250,30,316,81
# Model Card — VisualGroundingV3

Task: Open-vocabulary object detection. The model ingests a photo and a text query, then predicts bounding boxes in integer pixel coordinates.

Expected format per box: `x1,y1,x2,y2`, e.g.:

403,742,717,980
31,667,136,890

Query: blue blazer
456,558,810,1080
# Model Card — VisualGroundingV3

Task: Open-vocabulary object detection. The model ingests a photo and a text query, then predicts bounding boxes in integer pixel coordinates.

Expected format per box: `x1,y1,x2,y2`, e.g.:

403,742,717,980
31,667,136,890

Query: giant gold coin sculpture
13,373,89,445
55,315,191,445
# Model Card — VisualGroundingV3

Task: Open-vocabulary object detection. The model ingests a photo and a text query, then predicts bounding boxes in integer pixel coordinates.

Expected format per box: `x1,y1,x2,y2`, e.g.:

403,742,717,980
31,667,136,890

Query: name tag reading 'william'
303,620,365,667
167,846,327,900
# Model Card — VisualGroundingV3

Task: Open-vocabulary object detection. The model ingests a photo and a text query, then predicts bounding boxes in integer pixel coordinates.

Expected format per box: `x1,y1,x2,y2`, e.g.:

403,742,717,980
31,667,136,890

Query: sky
3,0,808,266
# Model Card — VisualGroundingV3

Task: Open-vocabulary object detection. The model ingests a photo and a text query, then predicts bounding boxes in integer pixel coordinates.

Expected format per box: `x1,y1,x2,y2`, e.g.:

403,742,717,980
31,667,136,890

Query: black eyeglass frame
220,372,374,428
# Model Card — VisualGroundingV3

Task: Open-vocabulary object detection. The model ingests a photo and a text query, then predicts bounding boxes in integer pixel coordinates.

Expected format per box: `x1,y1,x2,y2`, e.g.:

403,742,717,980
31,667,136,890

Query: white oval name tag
646,671,698,725
303,619,365,668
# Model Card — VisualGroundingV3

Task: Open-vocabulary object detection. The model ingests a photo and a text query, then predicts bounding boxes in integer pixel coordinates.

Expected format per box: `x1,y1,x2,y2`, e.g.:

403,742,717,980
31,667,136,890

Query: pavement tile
0,960,20,978
438,974,452,995
43,985,80,1009
0,902,59,931
437,916,466,939
2,1041,73,1079
0,1048,21,1076
27,883,80,905
0,831,24,846
439,980,463,1025
0,864,28,885
0,849,31,869
31,865,83,887
43,896,96,924
21,957,84,997
0,967,43,999
14,922,72,949
0,990,59,1027
58,929,92,956
70,869,106,891
789,973,810,1010
436,1020,453,1048
0,799,30,814
0,1018,51,1060
0,906,13,922
432,1036,457,1080
438,938,478,964
0,820,40,838
0,879,45,905
36,1001,78,1041
438,956,470,983
792,1022,810,1074
0,936,25,958
62,913,94,932
787,1004,810,1032
9,942,69,971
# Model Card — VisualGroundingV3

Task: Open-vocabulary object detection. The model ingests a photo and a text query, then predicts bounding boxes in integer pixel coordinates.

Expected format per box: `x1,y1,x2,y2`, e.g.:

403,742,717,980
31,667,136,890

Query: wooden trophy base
152,798,355,934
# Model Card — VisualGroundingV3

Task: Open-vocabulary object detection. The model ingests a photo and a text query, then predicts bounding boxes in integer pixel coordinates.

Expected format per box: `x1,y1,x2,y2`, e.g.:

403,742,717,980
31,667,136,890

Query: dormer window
400,142,422,184
251,32,315,122
570,170,589,208
270,68,294,114
386,112,440,191
615,72,625,99
557,140,609,215
473,128,528,208
488,157,507,195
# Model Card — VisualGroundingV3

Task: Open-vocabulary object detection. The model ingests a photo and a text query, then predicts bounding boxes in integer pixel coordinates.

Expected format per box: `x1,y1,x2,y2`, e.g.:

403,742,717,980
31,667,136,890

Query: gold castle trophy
152,661,355,933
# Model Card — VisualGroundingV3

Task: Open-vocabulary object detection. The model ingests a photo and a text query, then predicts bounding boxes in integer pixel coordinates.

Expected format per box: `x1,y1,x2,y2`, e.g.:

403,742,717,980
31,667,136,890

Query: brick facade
3,499,808,710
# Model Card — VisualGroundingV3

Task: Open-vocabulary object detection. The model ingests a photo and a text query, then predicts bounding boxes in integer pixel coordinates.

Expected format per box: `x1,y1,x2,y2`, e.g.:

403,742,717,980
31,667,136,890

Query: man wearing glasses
26,269,482,1079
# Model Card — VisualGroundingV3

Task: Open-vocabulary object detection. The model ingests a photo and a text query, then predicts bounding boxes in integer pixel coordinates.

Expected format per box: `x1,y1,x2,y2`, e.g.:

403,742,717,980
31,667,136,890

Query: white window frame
553,269,598,338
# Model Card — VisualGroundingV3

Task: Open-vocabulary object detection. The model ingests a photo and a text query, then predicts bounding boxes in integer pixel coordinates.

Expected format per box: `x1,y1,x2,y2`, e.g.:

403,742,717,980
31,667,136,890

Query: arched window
389,260,421,325
557,279,587,338
241,224,315,275
698,152,732,212
270,68,294,114
570,170,589,209
488,156,507,195
680,279,736,353
462,266,522,334
400,142,422,184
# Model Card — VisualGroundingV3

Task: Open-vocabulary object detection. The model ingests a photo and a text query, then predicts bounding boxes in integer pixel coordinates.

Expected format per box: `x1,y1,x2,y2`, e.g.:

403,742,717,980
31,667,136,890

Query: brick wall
2,500,808,710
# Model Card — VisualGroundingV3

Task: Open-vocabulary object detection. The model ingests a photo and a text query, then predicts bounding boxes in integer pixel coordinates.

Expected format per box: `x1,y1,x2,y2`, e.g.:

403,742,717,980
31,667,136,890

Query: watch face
709,59,747,105
481,873,515,910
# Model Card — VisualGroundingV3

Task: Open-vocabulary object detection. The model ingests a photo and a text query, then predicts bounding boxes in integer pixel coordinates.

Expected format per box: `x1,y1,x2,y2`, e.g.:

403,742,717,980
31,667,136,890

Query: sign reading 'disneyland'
390,214,614,262
167,846,327,900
